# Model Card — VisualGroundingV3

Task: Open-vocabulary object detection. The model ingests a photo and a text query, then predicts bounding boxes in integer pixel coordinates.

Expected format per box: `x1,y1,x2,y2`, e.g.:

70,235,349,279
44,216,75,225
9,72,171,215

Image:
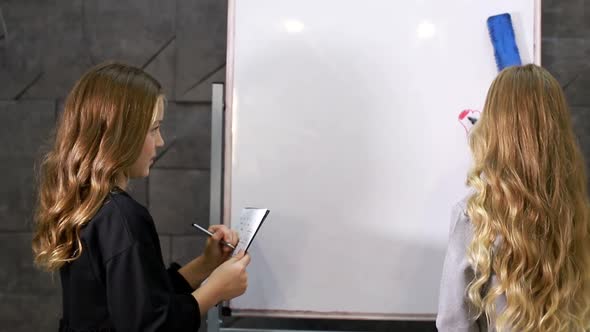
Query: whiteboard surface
225,0,539,318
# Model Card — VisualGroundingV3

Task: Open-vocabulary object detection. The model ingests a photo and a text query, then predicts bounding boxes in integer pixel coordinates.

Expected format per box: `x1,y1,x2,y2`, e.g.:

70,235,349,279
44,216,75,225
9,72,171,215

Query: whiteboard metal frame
219,0,542,324
208,83,225,332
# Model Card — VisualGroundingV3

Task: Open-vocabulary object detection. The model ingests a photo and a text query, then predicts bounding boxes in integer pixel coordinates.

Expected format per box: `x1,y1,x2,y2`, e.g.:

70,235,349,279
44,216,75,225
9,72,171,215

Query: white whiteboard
224,0,540,319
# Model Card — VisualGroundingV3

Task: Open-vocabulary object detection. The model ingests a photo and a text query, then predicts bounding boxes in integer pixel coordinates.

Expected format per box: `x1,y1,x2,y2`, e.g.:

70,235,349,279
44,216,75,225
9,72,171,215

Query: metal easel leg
207,83,225,332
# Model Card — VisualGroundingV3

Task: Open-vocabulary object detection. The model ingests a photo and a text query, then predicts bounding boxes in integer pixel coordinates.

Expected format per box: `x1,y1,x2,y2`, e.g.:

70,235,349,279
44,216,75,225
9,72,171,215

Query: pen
191,223,236,250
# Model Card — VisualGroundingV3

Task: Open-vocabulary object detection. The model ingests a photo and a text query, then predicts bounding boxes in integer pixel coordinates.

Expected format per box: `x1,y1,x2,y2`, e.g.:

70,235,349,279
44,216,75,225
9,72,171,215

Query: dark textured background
0,0,588,331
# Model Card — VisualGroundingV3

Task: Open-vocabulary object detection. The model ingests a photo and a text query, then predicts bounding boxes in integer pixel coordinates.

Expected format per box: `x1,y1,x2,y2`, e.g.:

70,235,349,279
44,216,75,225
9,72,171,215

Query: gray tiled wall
0,0,588,331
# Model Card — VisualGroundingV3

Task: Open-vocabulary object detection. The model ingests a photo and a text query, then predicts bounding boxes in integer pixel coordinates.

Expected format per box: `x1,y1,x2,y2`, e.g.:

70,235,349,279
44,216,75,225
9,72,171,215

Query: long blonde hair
33,62,162,271
466,64,590,331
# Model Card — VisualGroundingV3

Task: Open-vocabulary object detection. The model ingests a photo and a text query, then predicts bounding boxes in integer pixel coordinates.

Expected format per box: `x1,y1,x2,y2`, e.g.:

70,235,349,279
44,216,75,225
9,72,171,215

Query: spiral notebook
232,207,270,256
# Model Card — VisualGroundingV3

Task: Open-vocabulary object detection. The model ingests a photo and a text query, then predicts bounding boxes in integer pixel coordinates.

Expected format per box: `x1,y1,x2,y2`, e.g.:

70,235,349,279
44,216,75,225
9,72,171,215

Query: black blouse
59,189,201,332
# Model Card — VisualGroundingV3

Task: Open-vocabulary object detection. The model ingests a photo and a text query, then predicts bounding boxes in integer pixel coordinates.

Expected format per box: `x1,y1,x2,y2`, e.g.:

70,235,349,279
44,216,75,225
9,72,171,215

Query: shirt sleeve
167,262,195,294
436,202,481,332
105,241,201,332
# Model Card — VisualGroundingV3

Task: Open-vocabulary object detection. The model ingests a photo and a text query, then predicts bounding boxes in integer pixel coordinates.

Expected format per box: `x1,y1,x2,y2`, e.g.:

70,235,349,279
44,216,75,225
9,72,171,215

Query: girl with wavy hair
437,64,590,332
32,62,250,331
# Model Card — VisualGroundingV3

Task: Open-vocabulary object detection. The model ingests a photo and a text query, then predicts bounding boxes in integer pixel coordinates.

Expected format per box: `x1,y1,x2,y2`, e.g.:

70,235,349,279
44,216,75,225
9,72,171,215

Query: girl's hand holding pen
203,225,240,269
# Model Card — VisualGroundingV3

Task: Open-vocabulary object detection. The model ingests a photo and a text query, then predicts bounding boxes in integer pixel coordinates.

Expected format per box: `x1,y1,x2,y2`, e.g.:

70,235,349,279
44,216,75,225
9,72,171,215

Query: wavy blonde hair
33,62,162,271
466,64,590,331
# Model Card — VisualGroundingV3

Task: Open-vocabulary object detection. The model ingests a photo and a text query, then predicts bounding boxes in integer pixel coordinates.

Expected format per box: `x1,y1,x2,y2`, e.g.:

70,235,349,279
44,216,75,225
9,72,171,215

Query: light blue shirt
436,198,506,332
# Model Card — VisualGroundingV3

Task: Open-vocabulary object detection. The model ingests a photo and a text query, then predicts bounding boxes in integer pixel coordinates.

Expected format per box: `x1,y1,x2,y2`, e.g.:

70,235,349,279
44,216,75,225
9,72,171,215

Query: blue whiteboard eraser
487,13,522,71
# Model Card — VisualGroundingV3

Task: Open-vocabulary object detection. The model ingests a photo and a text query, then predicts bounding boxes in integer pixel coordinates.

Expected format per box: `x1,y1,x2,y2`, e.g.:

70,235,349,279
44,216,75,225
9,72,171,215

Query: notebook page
232,208,269,256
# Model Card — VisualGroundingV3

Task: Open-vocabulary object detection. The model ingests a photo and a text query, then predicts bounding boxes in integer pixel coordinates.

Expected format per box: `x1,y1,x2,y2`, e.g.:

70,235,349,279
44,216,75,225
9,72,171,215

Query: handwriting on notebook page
232,208,270,256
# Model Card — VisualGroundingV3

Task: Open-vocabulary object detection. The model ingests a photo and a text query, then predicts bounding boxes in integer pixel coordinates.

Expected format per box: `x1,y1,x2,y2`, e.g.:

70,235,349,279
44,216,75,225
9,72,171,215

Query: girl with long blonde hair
437,64,590,332
33,62,250,331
